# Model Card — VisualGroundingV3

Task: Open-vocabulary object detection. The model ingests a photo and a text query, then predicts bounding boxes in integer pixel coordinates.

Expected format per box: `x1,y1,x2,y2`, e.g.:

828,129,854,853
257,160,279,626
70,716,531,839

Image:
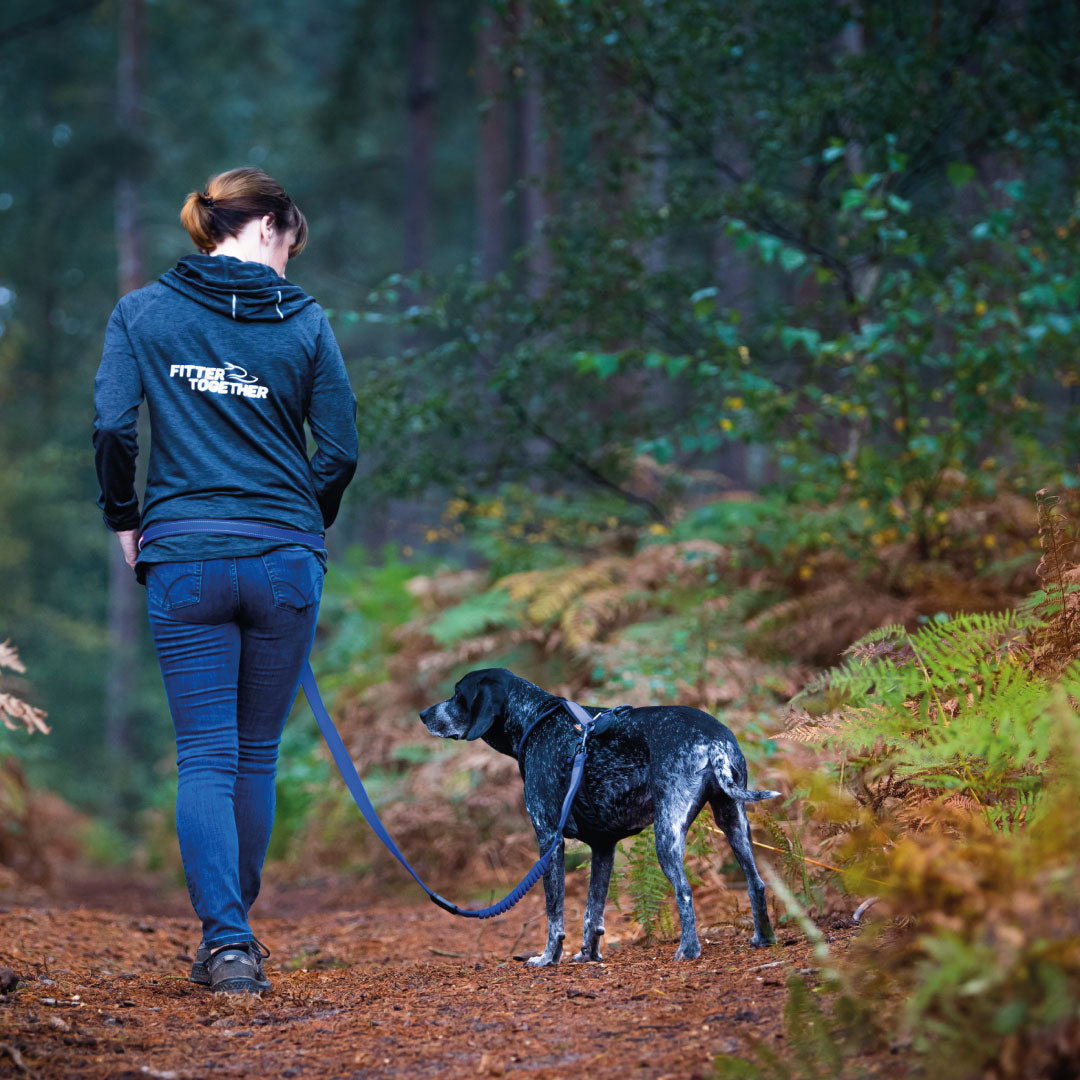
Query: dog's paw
750,933,777,949
571,950,603,963
526,954,560,968
673,942,701,961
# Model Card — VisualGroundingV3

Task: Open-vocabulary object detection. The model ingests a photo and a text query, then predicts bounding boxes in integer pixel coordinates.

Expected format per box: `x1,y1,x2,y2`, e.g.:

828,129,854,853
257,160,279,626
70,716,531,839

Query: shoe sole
193,963,269,992
212,977,265,995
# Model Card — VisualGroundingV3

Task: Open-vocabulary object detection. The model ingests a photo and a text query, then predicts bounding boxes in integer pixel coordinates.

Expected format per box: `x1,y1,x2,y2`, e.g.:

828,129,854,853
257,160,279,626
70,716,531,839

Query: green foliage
761,813,822,919
445,483,652,578
317,542,429,688
613,826,675,940
758,522,1080,1078
80,817,132,868
427,589,522,646
787,609,1068,807
672,495,890,570
265,711,331,863
710,977,863,1080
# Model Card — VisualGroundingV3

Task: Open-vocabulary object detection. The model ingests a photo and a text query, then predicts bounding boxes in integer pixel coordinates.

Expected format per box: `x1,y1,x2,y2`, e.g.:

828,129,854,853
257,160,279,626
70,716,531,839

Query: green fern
426,588,522,645
787,609,1074,810
613,826,676,939
709,976,867,1080
762,813,821,917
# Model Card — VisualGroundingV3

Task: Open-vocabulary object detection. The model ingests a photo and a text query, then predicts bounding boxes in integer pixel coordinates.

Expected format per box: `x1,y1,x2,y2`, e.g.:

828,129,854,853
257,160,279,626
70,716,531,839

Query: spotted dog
419,667,779,966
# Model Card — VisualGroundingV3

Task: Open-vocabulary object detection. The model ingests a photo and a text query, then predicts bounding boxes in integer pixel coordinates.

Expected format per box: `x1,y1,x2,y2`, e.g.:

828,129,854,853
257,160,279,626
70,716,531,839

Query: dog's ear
464,680,501,741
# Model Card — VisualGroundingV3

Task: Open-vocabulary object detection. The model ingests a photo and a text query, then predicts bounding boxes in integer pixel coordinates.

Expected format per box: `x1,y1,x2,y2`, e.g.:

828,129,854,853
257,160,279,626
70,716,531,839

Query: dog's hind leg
653,817,701,960
711,796,776,947
526,830,566,967
572,843,615,962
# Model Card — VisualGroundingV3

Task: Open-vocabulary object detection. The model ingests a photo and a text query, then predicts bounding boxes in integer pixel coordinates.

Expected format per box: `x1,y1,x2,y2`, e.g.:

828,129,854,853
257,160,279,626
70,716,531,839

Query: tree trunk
105,0,144,776
404,0,435,274
519,3,556,298
475,6,508,279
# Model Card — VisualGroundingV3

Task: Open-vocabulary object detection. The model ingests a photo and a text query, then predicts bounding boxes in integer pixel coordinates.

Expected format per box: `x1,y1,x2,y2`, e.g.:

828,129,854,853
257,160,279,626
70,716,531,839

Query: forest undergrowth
283,480,1078,1079
4,479,1076,1078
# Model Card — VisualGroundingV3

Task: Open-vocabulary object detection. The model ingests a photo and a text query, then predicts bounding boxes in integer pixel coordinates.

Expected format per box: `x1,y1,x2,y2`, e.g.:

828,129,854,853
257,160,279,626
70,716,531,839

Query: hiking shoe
189,942,211,986
208,940,272,995
191,938,270,987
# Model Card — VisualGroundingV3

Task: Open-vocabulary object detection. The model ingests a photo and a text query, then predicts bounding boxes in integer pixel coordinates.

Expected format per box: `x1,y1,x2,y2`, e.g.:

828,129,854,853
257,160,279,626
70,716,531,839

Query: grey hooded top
92,253,359,577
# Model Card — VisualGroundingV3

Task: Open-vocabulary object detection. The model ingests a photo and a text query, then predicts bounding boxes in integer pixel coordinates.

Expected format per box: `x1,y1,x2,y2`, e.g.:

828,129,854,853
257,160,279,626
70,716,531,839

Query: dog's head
419,668,512,742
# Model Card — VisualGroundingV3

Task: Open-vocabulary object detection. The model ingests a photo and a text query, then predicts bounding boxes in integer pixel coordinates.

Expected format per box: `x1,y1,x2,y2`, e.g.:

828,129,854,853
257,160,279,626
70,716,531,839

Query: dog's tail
710,745,781,803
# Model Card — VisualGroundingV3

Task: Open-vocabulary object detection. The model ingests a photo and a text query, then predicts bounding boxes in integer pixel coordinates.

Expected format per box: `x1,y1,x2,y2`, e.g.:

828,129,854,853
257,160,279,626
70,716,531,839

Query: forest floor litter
0,867,860,1079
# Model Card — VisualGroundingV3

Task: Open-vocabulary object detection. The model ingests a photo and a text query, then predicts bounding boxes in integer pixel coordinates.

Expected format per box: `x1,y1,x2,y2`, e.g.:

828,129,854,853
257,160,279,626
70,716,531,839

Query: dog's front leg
527,831,565,967
573,843,614,962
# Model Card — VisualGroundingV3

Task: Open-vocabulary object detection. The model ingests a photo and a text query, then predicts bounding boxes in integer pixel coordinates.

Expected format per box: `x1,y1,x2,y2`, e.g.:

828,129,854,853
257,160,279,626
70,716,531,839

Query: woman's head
180,168,308,272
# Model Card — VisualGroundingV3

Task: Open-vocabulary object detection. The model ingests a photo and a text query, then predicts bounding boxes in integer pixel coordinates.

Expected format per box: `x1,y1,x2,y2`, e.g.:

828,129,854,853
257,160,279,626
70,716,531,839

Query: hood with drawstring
93,252,359,579
159,253,316,322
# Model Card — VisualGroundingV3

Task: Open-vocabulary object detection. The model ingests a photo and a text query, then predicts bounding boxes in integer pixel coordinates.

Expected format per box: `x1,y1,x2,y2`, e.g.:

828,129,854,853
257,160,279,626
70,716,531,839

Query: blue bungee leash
138,517,599,919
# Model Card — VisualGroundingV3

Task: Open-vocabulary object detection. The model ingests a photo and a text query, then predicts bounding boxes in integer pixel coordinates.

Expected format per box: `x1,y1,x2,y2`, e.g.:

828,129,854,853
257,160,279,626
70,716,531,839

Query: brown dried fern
0,641,49,736
780,704,888,745
1031,488,1080,675
561,585,646,650
0,640,26,674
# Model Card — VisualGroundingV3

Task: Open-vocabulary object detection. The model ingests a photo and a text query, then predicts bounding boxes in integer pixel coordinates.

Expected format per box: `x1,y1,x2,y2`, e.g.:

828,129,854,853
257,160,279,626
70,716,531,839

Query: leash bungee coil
139,517,603,919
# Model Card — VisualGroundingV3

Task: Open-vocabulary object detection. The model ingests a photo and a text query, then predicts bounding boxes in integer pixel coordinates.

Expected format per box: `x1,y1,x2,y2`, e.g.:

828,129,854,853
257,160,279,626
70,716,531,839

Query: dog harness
138,518,626,919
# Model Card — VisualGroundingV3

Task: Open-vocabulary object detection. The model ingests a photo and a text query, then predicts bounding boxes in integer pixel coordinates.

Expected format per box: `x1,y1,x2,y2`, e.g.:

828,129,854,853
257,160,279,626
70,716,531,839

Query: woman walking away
93,168,359,995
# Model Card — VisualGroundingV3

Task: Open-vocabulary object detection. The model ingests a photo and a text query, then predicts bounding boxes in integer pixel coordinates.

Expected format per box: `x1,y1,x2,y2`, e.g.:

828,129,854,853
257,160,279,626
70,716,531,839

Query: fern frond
493,568,557,603
0,640,26,674
780,706,888,746
617,826,675,940
0,692,50,735
524,560,624,624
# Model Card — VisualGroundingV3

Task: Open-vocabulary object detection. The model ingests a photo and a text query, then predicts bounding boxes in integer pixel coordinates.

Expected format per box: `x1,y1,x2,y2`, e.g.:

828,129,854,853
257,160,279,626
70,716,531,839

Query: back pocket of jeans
146,561,203,611
260,547,323,613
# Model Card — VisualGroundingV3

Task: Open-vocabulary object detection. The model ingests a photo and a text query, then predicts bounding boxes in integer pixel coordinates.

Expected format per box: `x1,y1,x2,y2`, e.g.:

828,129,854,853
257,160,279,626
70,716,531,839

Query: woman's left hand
117,528,139,570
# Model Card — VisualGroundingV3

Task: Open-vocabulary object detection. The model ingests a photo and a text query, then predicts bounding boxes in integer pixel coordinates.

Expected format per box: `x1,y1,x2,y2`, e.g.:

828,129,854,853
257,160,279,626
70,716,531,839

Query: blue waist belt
137,517,596,920
139,519,326,553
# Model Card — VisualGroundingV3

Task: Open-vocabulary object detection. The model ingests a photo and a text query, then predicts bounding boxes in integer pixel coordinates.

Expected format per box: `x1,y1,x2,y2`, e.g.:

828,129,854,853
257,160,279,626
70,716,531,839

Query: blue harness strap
135,516,599,919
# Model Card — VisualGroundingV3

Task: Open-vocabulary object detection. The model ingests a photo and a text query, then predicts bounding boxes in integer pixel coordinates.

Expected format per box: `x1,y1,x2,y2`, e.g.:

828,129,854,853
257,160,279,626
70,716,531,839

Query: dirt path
0,874,856,1079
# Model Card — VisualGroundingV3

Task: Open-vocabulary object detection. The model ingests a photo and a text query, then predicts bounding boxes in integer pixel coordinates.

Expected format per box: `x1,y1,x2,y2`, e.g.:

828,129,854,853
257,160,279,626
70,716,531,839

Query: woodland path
0,870,856,1079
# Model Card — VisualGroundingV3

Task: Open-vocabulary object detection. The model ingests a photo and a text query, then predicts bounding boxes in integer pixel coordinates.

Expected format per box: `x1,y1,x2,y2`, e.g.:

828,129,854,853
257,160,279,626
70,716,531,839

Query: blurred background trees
0,0,1077,866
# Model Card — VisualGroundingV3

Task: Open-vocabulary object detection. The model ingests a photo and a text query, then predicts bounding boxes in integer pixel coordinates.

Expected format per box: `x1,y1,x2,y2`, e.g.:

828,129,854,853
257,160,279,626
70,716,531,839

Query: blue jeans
145,548,324,948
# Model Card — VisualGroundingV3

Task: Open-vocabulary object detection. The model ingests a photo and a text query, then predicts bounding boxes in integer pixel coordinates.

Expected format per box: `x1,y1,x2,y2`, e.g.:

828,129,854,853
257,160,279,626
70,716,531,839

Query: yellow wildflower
974,300,987,316
720,418,734,432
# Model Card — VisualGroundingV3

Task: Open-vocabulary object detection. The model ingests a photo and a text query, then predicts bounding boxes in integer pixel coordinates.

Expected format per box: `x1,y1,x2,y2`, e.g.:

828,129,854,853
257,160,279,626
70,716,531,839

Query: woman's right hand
116,528,139,570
